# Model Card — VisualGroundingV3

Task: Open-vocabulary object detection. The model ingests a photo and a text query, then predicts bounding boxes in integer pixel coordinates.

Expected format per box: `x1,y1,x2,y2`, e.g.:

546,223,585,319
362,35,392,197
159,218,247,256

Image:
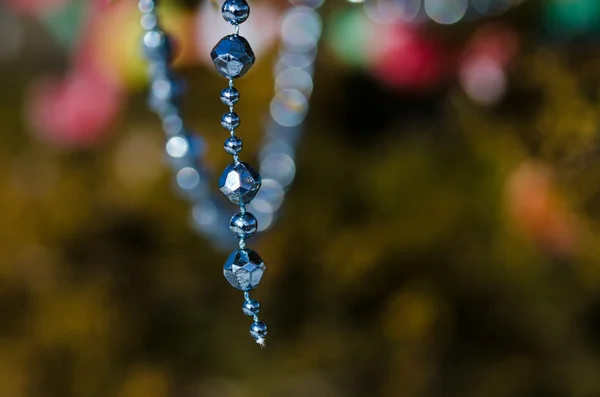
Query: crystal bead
210,35,255,79
142,29,172,63
242,299,261,316
229,212,258,239
221,112,240,130
220,87,240,106
218,162,261,205
221,0,250,25
250,321,268,340
224,136,243,155
223,248,266,291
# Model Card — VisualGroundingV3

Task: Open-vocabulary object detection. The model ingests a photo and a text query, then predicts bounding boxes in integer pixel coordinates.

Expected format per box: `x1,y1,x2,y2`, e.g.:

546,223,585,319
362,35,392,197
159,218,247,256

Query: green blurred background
3,0,600,396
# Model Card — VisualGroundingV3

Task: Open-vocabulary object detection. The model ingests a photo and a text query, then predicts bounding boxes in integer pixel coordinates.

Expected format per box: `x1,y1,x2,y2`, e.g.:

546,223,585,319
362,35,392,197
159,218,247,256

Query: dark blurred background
2,0,600,396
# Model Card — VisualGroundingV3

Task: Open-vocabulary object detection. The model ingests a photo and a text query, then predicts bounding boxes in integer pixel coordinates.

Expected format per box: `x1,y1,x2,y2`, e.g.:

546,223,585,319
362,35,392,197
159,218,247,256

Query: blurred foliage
3,1,600,397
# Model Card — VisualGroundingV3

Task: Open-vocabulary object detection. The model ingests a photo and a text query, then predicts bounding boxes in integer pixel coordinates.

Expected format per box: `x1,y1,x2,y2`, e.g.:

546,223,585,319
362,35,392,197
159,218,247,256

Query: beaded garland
139,0,323,346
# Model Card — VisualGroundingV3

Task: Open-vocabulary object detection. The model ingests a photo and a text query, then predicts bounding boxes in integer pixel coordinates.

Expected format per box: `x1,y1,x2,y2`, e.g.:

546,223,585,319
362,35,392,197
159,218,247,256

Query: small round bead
221,112,240,130
242,299,261,316
222,0,250,25
148,74,183,114
250,321,268,340
143,30,173,63
151,75,183,100
165,135,190,159
138,0,154,14
220,87,240,106
140,13,158,30
148,61,170,79
229,212,258,239
224,136,243,155
163,114,184,135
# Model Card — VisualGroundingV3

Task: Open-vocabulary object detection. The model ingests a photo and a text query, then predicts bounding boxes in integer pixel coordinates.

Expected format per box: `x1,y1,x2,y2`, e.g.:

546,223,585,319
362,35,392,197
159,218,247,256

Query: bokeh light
4,1,600,396
424,0,468,24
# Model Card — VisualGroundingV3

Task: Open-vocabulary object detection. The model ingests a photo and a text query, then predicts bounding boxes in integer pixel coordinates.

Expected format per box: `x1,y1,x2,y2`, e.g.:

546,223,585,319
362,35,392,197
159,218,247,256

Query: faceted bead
250,321,268,340
229,212,258,239
221,0,250,25
242,299,261,316
223,248,266,291
210,35,255,79
221,112,240,130
220,87,240,106
142,29,172,63
224,136,243,155
218,162,261,205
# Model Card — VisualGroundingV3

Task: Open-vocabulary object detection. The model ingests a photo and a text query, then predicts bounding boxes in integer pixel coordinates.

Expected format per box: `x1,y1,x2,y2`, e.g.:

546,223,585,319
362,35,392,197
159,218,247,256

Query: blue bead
140,13,158,31
165,135,190,159
218,162,261,205
242,299,261,316
223,248,266,291
166,134,205,167
147,62,170,80
211,35,255,79
224,136,243,155
230,212,258,239
221,112,240,130
162,114,184,135
148,74,184,115
138,0,154,13
221,0,250,25
220,87,240,106
142,29,172,63
250,321,268,340
150,75,183,101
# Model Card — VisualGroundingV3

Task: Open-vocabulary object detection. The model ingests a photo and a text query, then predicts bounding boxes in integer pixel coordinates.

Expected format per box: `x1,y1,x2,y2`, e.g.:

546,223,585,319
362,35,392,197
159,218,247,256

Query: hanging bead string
141,0,232,250
248,5,322,233
140,0,322,345
141,1,322,247
212,0,268,347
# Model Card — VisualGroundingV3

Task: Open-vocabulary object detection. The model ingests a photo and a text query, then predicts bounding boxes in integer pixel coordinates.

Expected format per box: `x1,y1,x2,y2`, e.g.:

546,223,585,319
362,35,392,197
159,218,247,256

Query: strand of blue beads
212,0,268,347
140,0,322,247
141,0,235,248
